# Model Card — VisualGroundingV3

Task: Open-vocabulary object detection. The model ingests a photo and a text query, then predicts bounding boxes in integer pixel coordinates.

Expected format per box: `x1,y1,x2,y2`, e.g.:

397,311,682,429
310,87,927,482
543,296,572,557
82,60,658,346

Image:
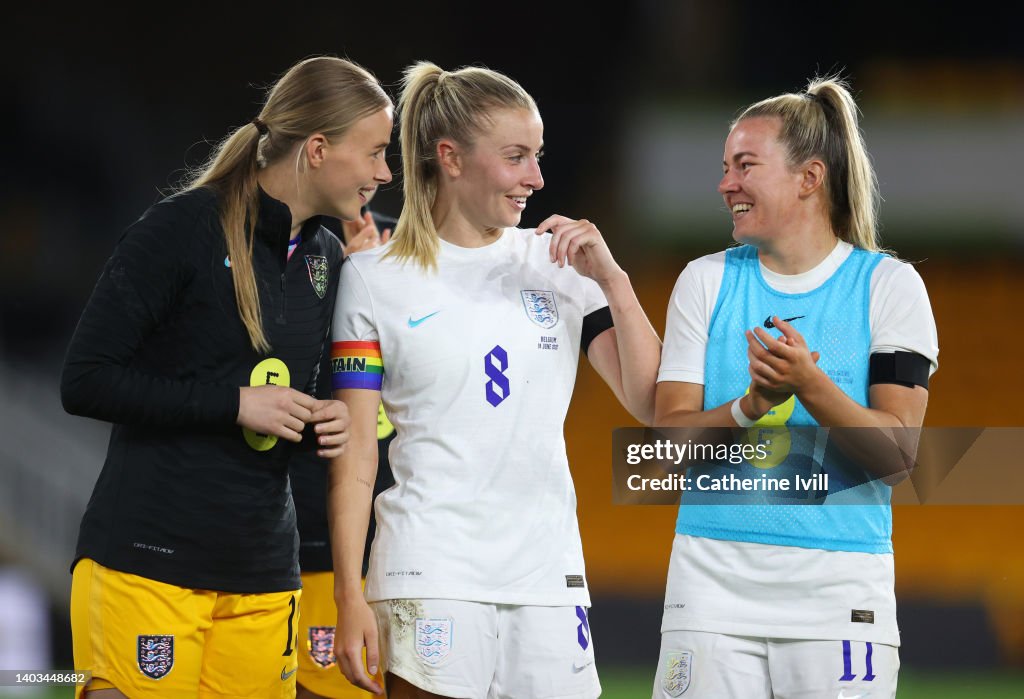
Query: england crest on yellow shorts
307,626,337,669
137,635,174,679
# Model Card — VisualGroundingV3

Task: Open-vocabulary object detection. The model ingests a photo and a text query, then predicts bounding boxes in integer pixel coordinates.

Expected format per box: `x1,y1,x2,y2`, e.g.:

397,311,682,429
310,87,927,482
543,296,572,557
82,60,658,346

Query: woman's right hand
236,385,317,442
745,331,821,418
745,381,792,418
336,596,383,694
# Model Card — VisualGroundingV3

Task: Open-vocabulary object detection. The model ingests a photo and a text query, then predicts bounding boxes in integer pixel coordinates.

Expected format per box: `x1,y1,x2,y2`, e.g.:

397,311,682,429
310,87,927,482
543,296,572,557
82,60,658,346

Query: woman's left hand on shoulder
342,211,391,256
535,214,624,285
311,398,351,458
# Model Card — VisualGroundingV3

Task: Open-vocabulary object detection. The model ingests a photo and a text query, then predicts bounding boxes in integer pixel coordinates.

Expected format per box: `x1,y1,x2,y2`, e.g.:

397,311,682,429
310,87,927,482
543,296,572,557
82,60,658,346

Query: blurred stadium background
2,2,1022,696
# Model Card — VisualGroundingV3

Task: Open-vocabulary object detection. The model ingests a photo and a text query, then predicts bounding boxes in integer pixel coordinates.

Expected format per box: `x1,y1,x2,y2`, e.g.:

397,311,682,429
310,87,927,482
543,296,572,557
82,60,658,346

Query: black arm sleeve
296,233,344,451
303,237,341,399
869,351,931,389
60,201,239,426
294,337,335,455
581,306,614,357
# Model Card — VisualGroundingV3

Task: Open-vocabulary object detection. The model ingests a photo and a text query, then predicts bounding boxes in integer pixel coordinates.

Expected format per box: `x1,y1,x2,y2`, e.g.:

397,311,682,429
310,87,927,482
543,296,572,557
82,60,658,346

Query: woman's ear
304,134,329,170
437,139,461,177
799,159,826,198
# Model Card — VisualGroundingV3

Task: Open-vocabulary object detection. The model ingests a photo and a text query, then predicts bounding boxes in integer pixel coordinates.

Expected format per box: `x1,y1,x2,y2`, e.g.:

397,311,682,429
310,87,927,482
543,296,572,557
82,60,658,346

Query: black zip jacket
61,185,342,592
291,210,398,576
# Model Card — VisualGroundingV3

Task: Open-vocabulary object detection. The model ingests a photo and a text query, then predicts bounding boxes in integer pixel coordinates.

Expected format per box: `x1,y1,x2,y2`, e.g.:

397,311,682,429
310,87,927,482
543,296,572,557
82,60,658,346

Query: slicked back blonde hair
735,75,881,251
388,61,537,270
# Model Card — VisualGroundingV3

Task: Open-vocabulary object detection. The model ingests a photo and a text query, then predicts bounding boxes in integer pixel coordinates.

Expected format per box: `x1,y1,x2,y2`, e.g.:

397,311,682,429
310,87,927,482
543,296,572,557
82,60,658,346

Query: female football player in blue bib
652,76,938,698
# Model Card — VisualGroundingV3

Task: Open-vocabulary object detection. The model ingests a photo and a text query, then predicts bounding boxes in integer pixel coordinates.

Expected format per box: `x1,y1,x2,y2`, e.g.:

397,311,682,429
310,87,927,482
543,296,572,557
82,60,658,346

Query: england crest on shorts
308,626,337,669
521,290,558,329
305,255,329,299
662,650,692,696
137,635,174,680
415,618,452,666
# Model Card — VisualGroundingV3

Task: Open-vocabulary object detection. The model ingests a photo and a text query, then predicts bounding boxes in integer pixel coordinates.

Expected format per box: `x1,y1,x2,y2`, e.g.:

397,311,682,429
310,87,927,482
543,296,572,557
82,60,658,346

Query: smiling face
718,116,806,247
311,106,394,221
446,107,545,232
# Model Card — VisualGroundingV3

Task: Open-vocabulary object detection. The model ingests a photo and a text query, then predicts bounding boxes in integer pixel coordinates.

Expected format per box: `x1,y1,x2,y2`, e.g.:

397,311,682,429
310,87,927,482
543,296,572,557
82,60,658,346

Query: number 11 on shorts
839,640,876,682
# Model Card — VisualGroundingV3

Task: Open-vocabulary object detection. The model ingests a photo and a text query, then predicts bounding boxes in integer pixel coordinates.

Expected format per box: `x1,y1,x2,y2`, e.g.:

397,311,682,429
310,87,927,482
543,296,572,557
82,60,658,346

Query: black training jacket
62,185,342,592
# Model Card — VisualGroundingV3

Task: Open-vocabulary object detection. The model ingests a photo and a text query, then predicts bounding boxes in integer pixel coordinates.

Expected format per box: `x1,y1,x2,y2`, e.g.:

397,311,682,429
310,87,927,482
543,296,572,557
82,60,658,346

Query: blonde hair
735,75,881,251
183,56,389,352
388,61,537,270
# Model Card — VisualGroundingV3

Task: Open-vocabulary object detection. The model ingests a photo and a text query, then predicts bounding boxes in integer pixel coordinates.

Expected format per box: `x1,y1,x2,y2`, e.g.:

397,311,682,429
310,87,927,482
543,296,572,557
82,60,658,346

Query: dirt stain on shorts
389,599,424,643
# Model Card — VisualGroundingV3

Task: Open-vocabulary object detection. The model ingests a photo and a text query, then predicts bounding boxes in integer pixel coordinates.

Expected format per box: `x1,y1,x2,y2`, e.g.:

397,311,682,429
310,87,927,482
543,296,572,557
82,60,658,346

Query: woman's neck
431,200,502,248
257,165,310,238
757,234,840,275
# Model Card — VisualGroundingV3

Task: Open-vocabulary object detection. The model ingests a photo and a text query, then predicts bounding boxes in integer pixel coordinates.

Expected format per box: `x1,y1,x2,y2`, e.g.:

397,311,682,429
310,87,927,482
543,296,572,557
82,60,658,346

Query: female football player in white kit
328,62,662,698
652,76,938,698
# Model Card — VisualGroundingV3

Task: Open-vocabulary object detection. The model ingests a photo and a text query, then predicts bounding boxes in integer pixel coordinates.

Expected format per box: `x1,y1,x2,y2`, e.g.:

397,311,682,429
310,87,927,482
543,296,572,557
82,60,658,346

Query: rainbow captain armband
332,341,383,390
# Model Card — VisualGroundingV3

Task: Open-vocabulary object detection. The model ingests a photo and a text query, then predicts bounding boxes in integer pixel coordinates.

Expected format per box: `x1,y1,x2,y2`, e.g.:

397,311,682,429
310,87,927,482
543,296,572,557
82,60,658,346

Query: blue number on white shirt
485,345,510,407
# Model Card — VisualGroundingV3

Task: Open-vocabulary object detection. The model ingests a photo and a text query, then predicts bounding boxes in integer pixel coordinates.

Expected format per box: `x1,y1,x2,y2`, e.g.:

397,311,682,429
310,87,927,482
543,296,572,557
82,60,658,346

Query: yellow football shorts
71,558,301,698
297,572,380,698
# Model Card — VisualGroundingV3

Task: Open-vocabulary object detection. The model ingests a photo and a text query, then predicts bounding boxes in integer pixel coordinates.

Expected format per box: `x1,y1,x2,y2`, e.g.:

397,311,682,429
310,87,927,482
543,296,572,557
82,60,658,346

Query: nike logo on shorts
573,657,594,672
281,666,297,681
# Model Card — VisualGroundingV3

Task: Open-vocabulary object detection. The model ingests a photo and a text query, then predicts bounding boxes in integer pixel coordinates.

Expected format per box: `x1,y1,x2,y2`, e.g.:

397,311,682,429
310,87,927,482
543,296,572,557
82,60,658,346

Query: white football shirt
333,228,608,606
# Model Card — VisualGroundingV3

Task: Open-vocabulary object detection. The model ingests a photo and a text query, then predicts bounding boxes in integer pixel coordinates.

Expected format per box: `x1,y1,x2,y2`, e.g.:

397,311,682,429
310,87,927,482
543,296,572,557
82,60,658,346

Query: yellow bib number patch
743,392,795,469
377,403,395,440
243,358,291,451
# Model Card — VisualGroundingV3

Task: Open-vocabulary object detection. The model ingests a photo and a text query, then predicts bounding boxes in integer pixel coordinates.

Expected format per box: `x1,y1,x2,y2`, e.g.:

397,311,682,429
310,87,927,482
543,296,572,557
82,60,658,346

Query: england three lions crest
307,626,337,669
137,635,174,680
662,650,692,696
415,618,452,666
521,290,559,329
305,255,329,299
